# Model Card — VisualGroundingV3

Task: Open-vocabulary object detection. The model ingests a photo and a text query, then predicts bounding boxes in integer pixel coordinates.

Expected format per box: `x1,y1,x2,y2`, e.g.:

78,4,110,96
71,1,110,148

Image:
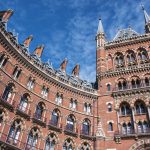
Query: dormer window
41,86,49,98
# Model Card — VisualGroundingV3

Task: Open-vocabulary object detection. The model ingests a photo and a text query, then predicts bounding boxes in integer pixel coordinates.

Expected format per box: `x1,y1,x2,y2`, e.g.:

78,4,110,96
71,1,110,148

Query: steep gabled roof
113,28,139,41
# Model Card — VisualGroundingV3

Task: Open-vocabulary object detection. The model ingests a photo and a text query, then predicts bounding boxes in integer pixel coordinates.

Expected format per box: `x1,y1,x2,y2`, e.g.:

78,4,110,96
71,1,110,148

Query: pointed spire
60,58,68,72
0,9,13,23
141,5,150,24
97,18,104,35
72,64,80,77
34,45,44,58
23,35,33,48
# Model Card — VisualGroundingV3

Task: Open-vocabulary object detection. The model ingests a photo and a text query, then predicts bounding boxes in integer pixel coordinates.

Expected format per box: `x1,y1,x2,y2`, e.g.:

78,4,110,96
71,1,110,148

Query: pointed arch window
145,77,150,86
107,103,112,112
27,77,35,90
19,94,29,112
135,102,146,114
50,109,59,126
35,102,45,120
63,138,74,150
81,142,90,150
108,122,113,131
66,115,75,131
107,84,111,91
2,83,15,102
12,66,22,80
7,120,22,144
120,103,131,116
41,86,49,98
55,93,63,105
82,119,90,135
70,99,77,110
26,128,39,150
45,133,57,150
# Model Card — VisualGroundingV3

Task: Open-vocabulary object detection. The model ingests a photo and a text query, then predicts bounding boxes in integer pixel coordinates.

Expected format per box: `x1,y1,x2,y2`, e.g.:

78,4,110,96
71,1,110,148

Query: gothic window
138,48,149,63
118,79,127,90
84,103,91,114
108,122,113,131
135,101,146,114
120,103,131,116
18,93,29,112
107,103,112,112
131,78,141,88
55,93,63,105
26,127,39,150
122,123,127,134
50,109,60,126
107,84,111,91
80,142,90,150
63,138,74,150
45,133,57,150
0,109,5,125
82,119,90,135
12,66,22,80
0,54,8,68
27,77,35,90
7,119,22,144
2,83,15,102
35,102,45,120
66,114,75,131
115,53,124,68
126,51,136,65
70,99,77,110
41,85,49,98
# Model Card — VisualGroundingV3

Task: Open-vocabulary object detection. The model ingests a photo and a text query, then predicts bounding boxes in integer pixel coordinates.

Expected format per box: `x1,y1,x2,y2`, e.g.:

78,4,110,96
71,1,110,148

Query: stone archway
129,139,150,150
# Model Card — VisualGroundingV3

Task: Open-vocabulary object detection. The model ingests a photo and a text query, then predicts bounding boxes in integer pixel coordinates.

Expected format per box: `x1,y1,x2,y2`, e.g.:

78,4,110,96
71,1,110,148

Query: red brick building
0,6,149,150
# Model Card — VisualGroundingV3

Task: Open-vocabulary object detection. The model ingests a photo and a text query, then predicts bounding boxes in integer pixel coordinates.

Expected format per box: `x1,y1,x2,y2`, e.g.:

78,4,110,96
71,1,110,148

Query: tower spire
141,5,150,33
97,18,104,35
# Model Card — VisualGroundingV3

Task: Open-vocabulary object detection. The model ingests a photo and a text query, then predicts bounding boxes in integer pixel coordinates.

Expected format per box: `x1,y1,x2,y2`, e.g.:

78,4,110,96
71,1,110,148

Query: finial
34,45,44,58
97,17,104,35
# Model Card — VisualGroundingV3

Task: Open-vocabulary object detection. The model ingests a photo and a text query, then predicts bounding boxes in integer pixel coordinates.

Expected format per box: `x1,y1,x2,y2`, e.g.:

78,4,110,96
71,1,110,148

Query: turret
142,5,150,33
95,18,106,74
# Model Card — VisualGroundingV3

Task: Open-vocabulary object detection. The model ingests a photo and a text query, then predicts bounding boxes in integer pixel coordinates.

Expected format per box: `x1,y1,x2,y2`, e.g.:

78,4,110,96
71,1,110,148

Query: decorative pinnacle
141,4,150,24
97,17,104,35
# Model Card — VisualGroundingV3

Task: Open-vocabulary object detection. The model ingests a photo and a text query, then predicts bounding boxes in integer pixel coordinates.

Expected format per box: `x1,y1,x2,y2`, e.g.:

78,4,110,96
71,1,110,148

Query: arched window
107,103,112,112
26,127,39,150
131,78,141,88
2,83,15,102
80,142,90,150
7,119,22,144
66,115,75,132
18,93,29,112
45,133,57,150
0,109,4,125
126,50,136,65
135,101,146,114
55,93,63,105
108,122,113,131
118,79,127,90
138,48,149,63
137,121,143,133
115,53,124,68
107,84,111,91
143,121,148,133
34,102,45,120
120,103,131,116
27,77,35,90
50,109,60,126
82,119,90,135
12,66,22,80
41,85,49,98
63,138,74,150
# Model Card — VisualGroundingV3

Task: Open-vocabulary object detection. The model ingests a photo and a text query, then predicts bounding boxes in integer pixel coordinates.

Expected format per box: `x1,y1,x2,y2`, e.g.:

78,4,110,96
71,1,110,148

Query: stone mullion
131,107,136,133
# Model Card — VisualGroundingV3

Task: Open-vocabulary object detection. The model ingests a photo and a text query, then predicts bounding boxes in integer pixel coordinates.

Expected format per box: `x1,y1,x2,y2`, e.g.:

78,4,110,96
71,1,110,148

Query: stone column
131,107,136,132
116,110,120,132
147,106,150,121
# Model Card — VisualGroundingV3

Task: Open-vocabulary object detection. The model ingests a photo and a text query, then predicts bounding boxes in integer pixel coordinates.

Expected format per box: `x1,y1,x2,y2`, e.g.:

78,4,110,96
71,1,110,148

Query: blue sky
1,0,150,82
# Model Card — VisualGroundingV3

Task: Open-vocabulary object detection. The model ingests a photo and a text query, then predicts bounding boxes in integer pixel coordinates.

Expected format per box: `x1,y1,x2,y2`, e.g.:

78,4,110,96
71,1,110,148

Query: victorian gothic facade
0,6,149,150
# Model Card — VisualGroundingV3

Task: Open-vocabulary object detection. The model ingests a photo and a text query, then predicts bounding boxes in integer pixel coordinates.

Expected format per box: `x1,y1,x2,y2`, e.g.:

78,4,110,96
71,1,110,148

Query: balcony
0,131,42,150
80,130,96,141
0,96,15,111
114,128,150,139
64,125,78,137
112,83,150,97
0,132,25,150
48,120,62,132
32,113,47,127
16,105,31,120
